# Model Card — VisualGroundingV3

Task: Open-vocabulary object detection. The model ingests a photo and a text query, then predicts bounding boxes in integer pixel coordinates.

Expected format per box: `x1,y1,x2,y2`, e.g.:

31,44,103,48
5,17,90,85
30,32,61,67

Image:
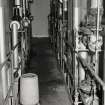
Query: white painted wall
31,0,50,37
0,0,13,104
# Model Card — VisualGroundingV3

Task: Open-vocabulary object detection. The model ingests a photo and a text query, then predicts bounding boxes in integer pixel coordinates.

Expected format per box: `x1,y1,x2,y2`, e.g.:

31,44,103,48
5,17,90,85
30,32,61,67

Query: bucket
20,73,39,105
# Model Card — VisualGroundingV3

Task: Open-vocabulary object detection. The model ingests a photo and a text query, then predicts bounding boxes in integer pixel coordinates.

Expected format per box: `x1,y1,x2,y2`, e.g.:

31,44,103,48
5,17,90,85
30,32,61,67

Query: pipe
26,0,29,9
22,0,26,16
21,33,25,72
91,0,102,8
14,0,23,18
12,22,18,69
103,33,105,105
95,0,101,74
10,21,20,71
15,0,21,6
0,7,8,99
78,54,105,91
63,0,68,12
73,0,79,31
73,0,79,105
79,43,87,81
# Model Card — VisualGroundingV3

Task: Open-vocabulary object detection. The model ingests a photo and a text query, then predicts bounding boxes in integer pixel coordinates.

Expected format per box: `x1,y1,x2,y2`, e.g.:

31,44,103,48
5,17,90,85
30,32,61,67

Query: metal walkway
26,38,72,105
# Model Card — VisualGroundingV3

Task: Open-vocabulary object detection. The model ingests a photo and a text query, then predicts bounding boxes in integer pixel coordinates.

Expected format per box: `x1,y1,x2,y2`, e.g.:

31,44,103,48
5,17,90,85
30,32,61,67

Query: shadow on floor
26,37,72,105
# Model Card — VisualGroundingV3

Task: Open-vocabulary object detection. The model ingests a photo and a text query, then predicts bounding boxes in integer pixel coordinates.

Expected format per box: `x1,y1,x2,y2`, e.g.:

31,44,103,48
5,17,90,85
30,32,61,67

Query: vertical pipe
73,0,79,31
10,53,15,105
0,7,8,99
10,21,20,71
21,32,25,73
23,0,26,16
10,21,20,105
25,28,28,60
91,0,102,8
73,0,79,105
15,0,23,18
13,24,18,69
15,0,21,6
63,0,68,12
103,26,105,105
26,0,29,10
95,0,100,74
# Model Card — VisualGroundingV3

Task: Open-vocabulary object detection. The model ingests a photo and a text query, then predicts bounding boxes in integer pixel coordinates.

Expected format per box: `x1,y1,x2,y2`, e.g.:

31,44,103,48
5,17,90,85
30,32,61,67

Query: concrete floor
26,38,72,105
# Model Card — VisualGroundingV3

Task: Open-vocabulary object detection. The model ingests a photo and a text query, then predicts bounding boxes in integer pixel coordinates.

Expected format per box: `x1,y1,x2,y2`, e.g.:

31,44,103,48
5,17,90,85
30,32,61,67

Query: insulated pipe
79,51,87,81
73,1,79,105
15,0,21,6
10,21,20,70
91,0,102,8
23,0,26,16
95,0,103,74
0,7,8,99
73,0,79,31
26,0,29,9
59,2,63,16
63,0,68,12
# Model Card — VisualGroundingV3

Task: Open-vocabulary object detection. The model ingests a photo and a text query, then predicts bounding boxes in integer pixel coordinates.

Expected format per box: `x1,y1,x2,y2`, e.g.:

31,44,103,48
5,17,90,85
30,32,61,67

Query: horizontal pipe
77,54,105,91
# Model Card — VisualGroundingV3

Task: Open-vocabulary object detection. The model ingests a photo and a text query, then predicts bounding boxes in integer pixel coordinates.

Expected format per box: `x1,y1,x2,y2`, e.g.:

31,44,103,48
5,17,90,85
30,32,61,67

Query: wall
31,0,50,37
0,0,13,104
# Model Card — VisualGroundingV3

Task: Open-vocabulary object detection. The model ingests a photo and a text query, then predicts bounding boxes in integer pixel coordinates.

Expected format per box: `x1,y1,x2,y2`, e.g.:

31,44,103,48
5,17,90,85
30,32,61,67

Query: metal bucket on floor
20,73,39,105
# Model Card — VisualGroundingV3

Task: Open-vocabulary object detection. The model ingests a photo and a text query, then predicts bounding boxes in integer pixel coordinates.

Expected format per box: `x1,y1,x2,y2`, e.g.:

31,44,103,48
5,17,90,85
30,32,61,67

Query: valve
29,15,34,21
88,34,103,52
22,18,30,27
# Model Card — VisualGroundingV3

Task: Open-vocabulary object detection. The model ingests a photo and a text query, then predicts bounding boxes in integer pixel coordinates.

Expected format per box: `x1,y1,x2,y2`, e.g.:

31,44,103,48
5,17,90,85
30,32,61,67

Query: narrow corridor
26,38,72,105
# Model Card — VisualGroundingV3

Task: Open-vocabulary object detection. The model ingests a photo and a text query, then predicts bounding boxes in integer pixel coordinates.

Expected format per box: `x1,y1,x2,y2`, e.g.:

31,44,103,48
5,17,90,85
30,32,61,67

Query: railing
64,39,105,105
77,53,105,105
65,39,105,90
77,54,105,91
